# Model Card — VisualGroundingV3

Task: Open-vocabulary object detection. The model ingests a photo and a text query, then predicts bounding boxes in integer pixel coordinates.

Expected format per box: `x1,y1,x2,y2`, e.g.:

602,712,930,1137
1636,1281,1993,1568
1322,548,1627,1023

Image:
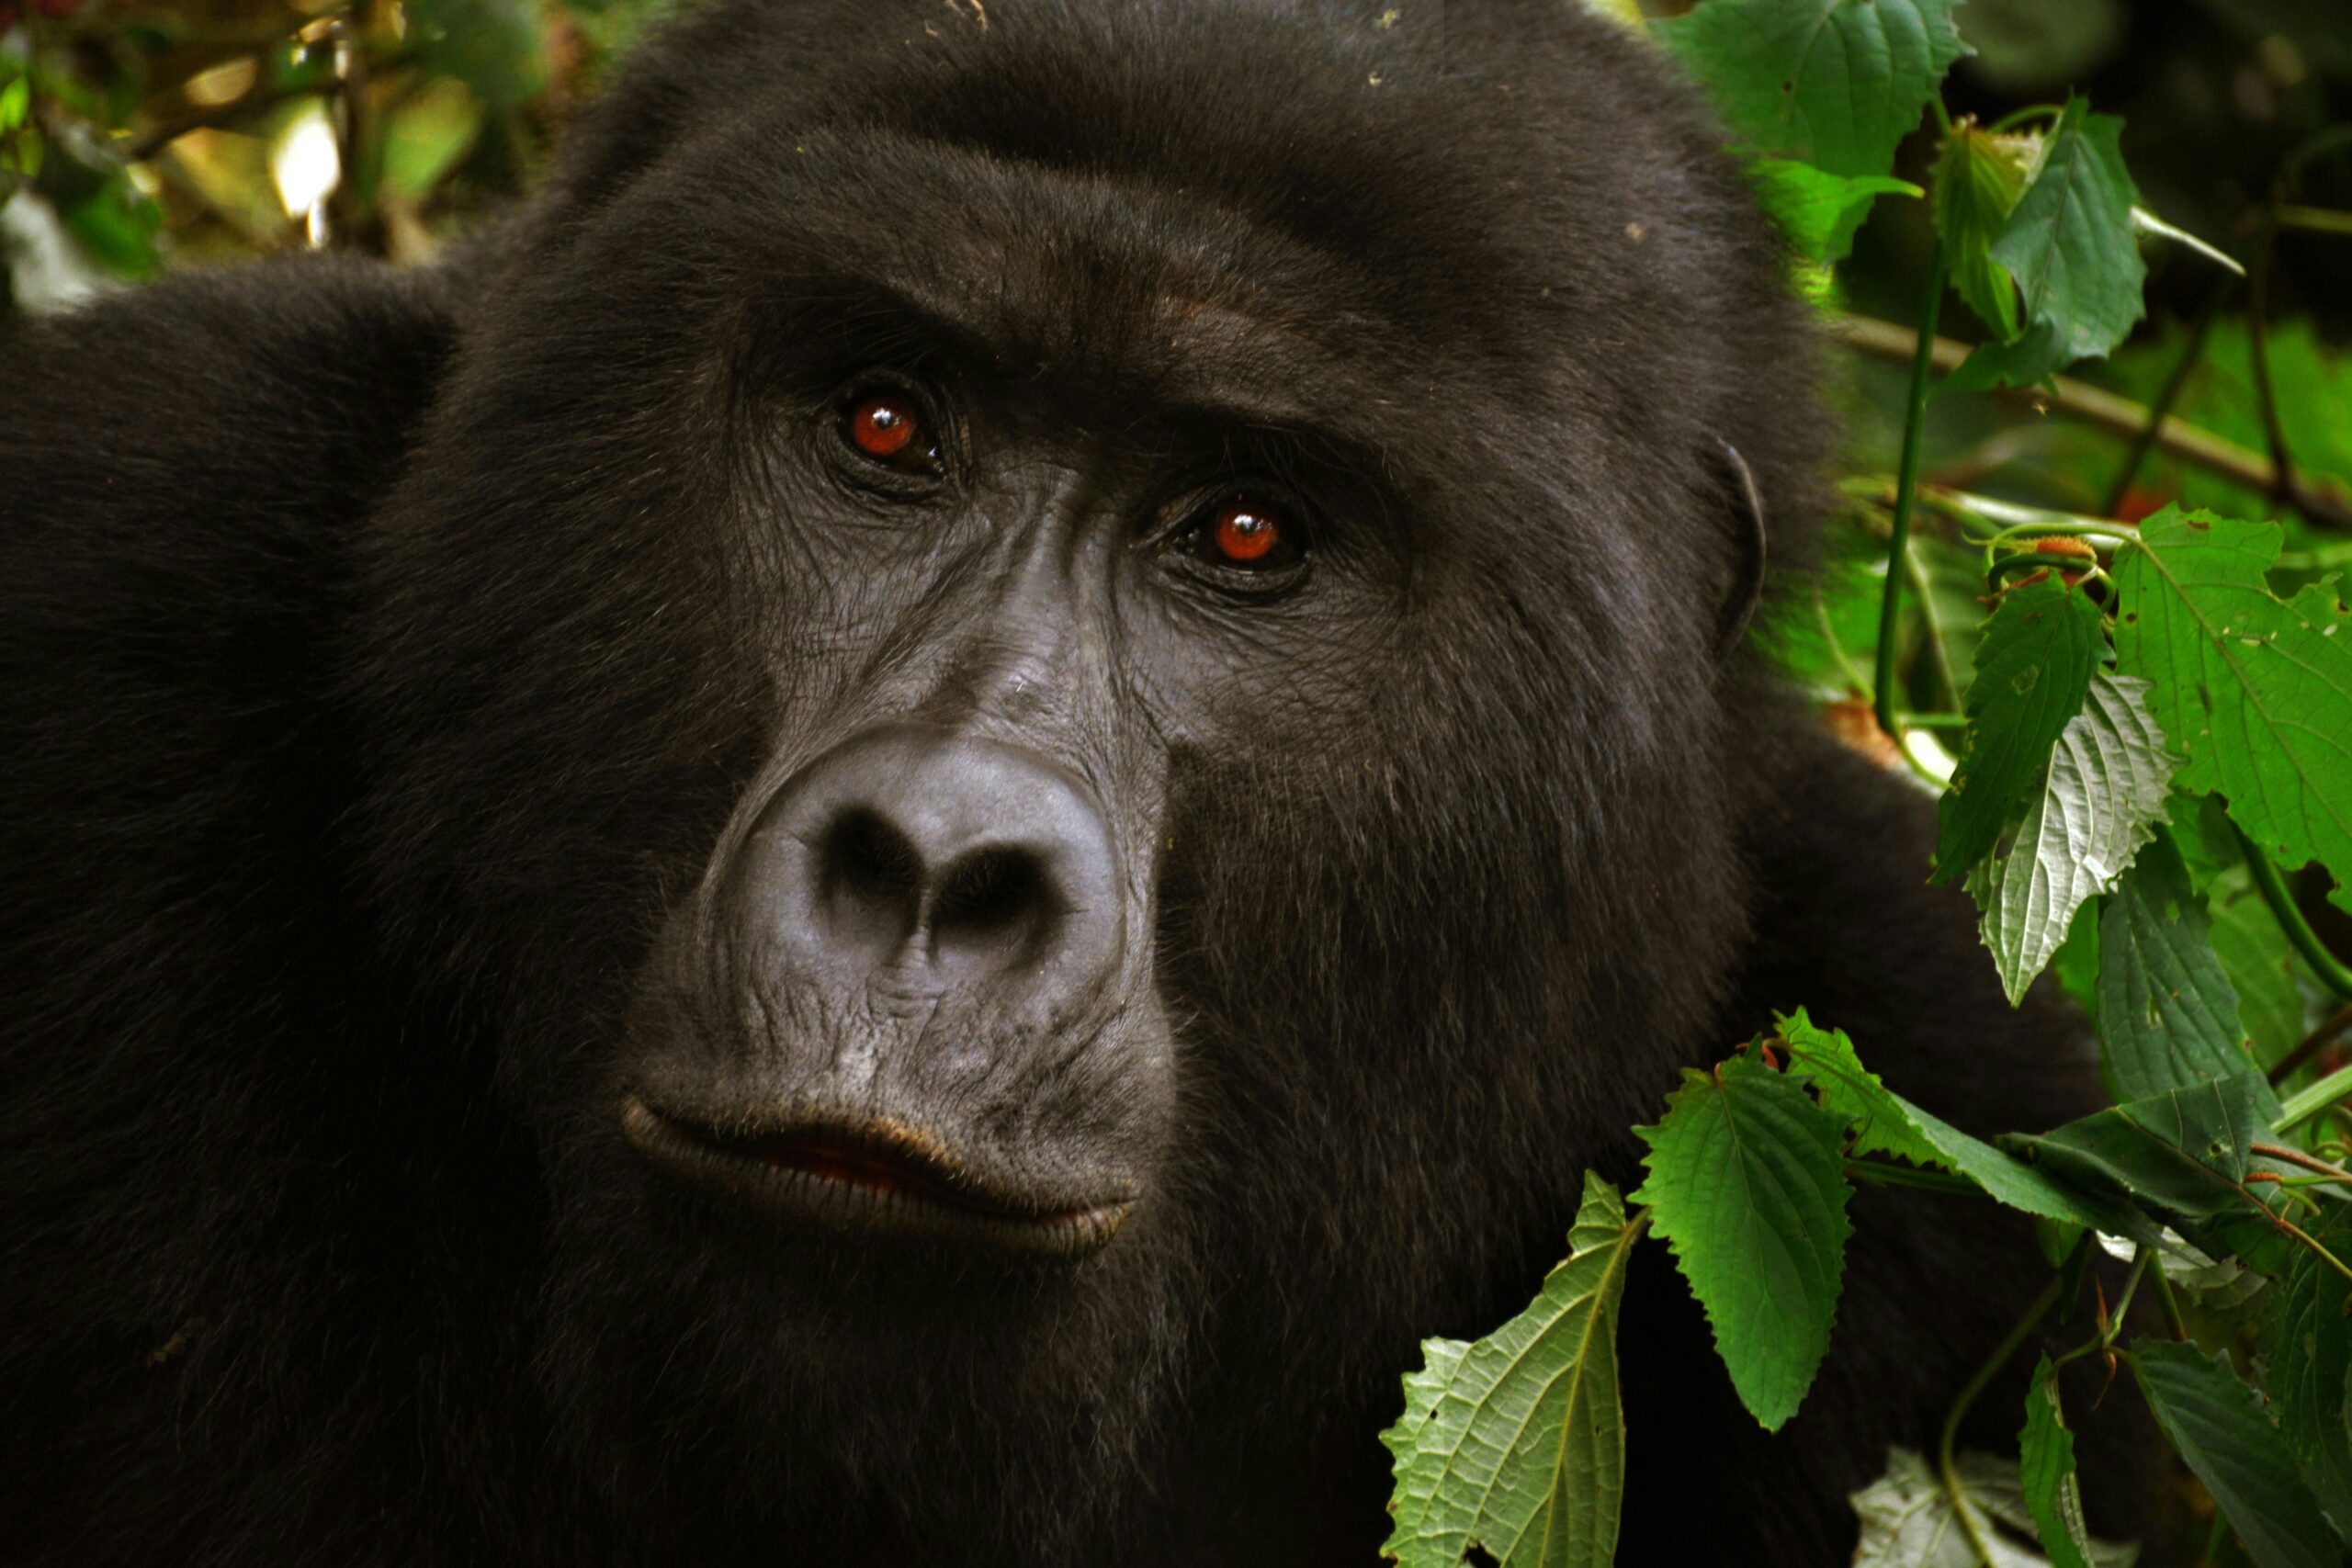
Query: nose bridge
935,501,1114,739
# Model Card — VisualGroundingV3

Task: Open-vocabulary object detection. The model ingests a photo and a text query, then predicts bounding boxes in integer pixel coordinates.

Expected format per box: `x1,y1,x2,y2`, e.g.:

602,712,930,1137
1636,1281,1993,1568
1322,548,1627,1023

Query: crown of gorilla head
344,0,1812,1557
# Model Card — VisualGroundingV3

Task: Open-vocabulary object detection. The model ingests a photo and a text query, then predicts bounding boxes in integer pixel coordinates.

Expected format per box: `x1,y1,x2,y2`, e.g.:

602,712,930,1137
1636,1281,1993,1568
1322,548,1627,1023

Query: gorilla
0,1,2150,1563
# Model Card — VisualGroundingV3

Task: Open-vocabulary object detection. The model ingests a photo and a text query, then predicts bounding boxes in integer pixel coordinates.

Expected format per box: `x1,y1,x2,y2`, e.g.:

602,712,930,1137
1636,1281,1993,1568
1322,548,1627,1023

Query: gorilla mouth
618,1096,1132,1259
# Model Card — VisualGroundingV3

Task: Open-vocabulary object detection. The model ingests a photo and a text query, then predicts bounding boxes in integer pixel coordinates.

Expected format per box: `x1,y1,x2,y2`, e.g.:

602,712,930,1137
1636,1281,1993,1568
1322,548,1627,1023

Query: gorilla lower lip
618,1096,1131,1258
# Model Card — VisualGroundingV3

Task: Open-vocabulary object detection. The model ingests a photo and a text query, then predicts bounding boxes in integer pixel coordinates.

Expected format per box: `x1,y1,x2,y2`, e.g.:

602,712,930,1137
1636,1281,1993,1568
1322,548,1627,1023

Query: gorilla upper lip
618,1094,1134,1259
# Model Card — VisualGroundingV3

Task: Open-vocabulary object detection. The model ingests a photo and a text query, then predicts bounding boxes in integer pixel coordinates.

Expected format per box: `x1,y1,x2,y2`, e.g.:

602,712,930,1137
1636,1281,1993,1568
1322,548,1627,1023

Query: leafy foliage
1383,1175,1644,1568
1384,1,2352,1561
2112,510,2352,914
1630,1055,1851,1431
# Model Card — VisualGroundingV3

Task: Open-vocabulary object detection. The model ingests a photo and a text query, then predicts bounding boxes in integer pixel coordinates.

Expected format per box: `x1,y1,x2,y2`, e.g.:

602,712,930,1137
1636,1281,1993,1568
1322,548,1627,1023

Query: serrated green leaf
2112,508,2352,916
1631,1055,1851,1431
1774,1010,2152,1237
2265,1202,2352,1540
1969,672,2177,1003
1382,1173,1643,1568
1991,99,2145,366
1946,317,2071,394
2097,833,2275,1113
1935,579,2107,886
1658,0,1970,179
1849,1446,2134,1567
2130,1339,2344,1568
1935,122,2039,338
1747,158,1918,265
2020,1356,2099,1568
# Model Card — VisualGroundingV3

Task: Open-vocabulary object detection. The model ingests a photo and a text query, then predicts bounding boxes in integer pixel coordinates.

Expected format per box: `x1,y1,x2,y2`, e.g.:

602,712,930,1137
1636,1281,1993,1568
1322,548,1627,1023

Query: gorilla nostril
816,807,923,954
930,846,1058,967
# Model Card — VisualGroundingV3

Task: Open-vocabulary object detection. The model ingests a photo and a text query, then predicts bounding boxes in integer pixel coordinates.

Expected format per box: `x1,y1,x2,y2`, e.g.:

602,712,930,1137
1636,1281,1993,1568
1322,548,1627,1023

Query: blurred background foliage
0,0,656,308
2,0,2349,568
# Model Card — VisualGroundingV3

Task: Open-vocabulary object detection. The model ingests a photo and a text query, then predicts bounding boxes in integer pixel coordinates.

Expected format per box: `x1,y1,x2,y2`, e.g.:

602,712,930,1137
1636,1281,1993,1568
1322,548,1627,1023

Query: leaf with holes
1382,1173,1644,1568
2004,1076,2294,1275
1657,0,1970,180
2112,509,2352,913
1632,1055,1850,1431
2096,833,2274,1112
1966,672,2176,1003
1934,579,2107,886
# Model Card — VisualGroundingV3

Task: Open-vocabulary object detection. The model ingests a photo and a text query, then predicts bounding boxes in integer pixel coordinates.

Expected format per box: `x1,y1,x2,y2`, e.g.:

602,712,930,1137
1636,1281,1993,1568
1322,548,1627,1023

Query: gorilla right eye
837,390,941,475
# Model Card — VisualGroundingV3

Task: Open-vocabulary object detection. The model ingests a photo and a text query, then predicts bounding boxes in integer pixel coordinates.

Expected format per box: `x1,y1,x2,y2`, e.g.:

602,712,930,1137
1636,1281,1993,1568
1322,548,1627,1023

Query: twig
2101,278,2233,517
2270,1005,2352,1088
1836,316,2352,533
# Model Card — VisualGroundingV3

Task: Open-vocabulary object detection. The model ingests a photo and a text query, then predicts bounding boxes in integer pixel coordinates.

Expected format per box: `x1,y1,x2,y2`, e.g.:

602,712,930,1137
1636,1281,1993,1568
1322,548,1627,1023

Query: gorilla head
342,0,1812,1558
2,2,1847,1564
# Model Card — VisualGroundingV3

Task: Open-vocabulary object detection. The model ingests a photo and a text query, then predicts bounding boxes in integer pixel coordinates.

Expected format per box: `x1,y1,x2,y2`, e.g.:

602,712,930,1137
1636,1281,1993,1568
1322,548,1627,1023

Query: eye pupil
1213,504,1282,564
849,397,918,459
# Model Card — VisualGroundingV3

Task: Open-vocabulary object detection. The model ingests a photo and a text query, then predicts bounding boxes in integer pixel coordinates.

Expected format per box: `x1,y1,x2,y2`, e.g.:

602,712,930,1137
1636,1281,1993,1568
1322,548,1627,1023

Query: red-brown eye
840,392,935,470
1207,501,1291,569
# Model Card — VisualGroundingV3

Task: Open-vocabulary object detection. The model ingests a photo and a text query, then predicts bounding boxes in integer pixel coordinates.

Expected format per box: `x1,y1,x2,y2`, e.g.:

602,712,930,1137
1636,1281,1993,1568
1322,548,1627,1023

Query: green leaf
1848,1447,2134,1567
1382,1173,1643,1568
2096,833,2275,1113
2019,1356,2101,1568
2265,1202,2352,1540
1774,1010,2152,1237
2005,1077,2290,1270
1934,579,2107,886
1991,99,2144,365
1747,158,1918,265
1934,122,2040,338
2130,1339,2343,1568
1946,318,2072,394
1968,672,2177,1004
1657,0,1971,180
2112,508,2352,914
1631,1055,1852,1431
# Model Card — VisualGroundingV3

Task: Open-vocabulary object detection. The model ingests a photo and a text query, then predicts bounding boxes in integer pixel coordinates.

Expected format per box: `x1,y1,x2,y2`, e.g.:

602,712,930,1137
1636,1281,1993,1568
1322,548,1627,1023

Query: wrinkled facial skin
351,4,1807,1561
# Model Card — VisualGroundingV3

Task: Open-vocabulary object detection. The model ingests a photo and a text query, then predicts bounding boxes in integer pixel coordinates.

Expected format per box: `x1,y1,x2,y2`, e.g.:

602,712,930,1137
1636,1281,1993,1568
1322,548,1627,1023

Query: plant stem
2145,1258,2191,1340
1939,1273,2065,1567
2269,1004,2352,1087
2275,203,2352,238
1837,316,2352,532
2251,1141,2352,1183
1844,1159,1980,1197
1874,243,1950,742
2233,824,2352,1001
2278,1063,2352,1134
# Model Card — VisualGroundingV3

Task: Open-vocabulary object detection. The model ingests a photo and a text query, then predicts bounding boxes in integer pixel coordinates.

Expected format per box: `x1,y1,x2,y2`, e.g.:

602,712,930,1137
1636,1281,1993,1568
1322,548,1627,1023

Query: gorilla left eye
1195,499,1303,573
838,391,941,474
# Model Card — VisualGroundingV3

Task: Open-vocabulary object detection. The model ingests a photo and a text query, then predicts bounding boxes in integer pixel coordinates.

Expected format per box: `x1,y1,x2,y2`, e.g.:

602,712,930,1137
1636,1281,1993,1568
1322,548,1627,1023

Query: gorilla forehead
555,0,1764,406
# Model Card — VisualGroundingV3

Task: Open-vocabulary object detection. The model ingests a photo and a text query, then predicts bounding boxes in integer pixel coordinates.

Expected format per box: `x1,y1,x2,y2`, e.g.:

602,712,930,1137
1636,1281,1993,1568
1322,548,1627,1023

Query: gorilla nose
743,728,1125,1008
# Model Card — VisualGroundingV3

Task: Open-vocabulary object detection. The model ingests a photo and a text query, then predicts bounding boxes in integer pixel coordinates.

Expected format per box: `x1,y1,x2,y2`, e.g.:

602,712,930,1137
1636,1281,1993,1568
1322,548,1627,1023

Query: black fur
2,3,2154,1562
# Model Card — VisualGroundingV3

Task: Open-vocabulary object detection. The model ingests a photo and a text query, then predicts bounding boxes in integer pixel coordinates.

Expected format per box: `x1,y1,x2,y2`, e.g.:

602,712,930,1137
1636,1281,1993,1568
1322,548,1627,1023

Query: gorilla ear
1711,439,1770,660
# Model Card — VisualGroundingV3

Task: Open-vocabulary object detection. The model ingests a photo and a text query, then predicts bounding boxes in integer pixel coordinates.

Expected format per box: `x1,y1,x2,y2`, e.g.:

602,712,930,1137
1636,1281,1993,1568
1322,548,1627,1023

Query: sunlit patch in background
268,97,339,248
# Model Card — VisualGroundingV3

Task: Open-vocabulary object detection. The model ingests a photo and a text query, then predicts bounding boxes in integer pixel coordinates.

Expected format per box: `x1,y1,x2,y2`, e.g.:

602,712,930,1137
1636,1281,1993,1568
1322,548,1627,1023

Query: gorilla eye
1199,500,1302,572
838,391,941,474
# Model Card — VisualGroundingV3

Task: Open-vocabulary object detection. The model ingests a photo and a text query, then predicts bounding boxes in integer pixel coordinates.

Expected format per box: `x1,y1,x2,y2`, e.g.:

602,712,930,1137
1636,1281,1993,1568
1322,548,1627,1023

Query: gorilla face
349,2,1810,1554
